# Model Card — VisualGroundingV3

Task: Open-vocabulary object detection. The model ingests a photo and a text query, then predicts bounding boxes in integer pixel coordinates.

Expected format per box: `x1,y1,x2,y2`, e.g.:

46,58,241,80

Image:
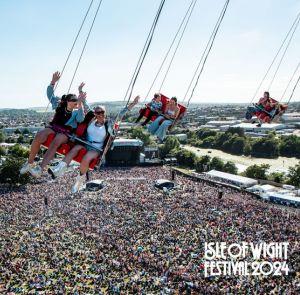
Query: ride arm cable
158,0,198,92
287,72,300,105
41,0,94,122
186,0,230,107
124,0,166,109
144,0,196,101
67,0,104,93
267,15,300,90
250,11,300,103
280,61,300,102
182,0,227,103
105,0,166,164
123,1,165,103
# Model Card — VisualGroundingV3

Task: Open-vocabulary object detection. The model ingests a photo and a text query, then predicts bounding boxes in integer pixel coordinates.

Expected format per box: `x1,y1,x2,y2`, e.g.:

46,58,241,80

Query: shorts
85,142,103,154
48,124,72,135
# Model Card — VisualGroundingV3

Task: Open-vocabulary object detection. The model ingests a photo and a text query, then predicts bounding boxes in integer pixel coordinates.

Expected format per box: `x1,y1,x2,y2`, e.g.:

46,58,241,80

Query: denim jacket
46,85,84,128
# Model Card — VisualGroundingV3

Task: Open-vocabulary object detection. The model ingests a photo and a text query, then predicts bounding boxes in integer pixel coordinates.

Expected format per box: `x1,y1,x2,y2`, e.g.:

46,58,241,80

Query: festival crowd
0,166,299,294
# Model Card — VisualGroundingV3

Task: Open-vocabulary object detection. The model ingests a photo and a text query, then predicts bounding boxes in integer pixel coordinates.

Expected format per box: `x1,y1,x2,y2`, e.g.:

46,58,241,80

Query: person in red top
255,92,277,126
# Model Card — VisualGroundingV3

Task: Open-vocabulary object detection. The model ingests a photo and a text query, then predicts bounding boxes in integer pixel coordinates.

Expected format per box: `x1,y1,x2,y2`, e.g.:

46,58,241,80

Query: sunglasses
94,110,105,115
68,98,78,102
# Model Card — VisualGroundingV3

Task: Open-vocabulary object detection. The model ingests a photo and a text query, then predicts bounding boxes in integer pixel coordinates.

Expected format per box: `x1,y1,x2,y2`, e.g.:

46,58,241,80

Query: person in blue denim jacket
20,71,86,177
48,96,140,193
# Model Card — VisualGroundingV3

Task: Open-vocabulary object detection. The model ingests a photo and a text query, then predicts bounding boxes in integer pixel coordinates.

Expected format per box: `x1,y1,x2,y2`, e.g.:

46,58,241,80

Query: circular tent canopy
154,179,178,190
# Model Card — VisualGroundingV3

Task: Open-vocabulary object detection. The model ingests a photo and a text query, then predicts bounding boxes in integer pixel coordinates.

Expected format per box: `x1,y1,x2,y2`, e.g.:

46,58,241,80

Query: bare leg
63,144,84,165
28,128,55,164
80,150,100,175
40,133,68,169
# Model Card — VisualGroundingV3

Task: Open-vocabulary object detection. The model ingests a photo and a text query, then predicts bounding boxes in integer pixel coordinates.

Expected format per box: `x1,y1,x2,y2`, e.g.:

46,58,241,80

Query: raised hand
127,95,140,111
78,82,85,93
133,95,140,105
51,71,61,85
78,91,87,102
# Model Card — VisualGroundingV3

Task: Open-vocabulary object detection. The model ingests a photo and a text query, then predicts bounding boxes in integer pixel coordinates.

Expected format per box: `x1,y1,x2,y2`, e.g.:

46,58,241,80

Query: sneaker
20,161,34,175
29,165,42,178
48,161,67,179
72,173,86,193
256,123,262,127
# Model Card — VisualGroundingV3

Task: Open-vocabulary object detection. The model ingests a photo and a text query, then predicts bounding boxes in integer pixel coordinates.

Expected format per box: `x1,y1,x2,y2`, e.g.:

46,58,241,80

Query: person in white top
49,96,140,193
86,119,107,150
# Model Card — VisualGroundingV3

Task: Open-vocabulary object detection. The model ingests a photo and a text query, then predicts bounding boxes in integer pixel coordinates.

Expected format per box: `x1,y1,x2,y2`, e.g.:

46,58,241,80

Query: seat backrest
75,122,88,137
269,97,279,104
160,94,187,120
160,94,169,113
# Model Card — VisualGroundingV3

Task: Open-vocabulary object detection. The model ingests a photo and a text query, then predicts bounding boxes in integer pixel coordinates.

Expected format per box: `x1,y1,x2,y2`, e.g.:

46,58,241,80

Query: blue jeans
148,116,173,141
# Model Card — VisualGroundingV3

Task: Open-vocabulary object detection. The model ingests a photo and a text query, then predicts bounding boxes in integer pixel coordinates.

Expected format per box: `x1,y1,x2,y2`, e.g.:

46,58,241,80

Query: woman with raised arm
20,71,87,177
48,95,140,193
148,96,180,142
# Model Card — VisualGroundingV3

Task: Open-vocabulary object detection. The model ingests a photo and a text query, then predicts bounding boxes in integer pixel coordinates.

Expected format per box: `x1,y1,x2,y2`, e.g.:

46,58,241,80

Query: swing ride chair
38,0,232,169
39,0,167,171
253,98,288,123
139,94,187,129
247,10,300,124
41,122,103,170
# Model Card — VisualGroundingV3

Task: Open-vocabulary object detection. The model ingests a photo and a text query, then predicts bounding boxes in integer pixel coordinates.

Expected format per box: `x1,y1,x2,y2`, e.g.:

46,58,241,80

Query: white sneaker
48,161,67,179
29,165,42,178
72,174,86,193
20,161,34,174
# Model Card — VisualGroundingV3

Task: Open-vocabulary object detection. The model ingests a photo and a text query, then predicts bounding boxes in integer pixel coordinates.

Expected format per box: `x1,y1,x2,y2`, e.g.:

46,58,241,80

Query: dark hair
60,94,76,108
171,96,177,103
154,93,161,99
264,91,270,98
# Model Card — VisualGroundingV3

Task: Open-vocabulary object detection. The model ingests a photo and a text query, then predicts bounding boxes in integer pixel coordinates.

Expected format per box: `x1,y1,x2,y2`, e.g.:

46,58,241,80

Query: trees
223,161,238,174
226,127,245,137
17,135,25,144
8,144,29,158
196,129,217,140
22,128,30,135
200,136,215,148
174,149,197,168
279,135,300,158
187,127,300,159
244,164,270,180
195,155,211,172
160,136,180,158
0,131,5,143
287,163,300,187
0,144,31,185
251,137,279,158
268,172,285,183
230,136,246,155
210,157,224,171
0,157,31,185
0,146,6,156
129,127,152,146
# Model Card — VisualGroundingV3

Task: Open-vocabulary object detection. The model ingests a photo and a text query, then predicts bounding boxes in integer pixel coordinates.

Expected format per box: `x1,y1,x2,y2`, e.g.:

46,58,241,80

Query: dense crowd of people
0,166,299,293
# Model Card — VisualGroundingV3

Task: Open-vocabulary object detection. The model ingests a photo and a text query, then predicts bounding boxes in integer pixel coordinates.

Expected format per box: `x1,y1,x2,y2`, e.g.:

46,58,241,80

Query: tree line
187,127,300,159
160,136,300,187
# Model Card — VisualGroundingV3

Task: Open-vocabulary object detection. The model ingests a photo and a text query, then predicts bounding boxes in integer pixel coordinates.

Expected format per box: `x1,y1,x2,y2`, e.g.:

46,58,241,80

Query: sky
0,0,300,108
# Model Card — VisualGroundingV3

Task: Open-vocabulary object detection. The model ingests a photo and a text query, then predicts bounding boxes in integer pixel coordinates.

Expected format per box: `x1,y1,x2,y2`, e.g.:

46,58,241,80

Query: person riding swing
48,96,140,193
20,71,86,177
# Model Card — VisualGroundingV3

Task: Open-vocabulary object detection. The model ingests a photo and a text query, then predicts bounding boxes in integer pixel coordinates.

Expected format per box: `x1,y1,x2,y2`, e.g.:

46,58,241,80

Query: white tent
206,170,258,188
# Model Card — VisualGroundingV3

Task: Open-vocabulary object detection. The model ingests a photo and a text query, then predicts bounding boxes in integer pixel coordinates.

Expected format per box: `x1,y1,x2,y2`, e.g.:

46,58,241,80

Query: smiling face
169,97,177,107
94,106,106,124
